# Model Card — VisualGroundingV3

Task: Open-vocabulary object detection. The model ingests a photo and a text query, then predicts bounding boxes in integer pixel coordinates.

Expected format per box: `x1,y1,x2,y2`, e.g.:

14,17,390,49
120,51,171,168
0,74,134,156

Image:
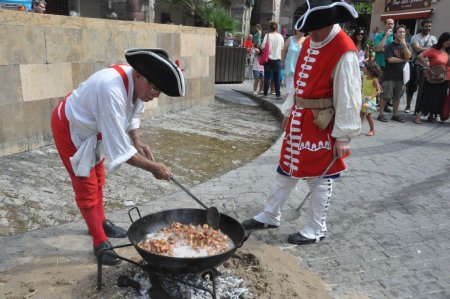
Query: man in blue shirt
373,18,394,112
373,18,395,69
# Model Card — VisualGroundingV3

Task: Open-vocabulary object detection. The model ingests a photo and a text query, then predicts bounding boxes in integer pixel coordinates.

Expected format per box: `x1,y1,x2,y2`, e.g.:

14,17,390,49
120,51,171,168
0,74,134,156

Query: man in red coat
242,0,362,245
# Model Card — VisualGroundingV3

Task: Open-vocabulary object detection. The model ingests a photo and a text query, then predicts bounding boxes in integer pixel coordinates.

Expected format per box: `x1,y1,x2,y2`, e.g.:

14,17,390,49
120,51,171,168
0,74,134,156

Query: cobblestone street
1,81,450,298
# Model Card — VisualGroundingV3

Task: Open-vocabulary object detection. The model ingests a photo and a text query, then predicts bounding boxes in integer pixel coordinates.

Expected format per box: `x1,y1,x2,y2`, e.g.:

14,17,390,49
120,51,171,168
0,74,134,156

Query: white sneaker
253,91,258,95
404,108,411,113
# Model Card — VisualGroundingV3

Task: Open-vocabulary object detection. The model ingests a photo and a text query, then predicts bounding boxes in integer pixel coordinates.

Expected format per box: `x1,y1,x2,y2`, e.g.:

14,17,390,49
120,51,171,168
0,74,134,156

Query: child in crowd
361,60,382,136
252,45,264,95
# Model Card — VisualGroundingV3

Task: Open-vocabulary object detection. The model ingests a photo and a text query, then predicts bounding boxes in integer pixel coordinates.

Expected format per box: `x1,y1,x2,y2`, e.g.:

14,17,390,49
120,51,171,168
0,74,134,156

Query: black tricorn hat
125,48,185,97
294,0,358,33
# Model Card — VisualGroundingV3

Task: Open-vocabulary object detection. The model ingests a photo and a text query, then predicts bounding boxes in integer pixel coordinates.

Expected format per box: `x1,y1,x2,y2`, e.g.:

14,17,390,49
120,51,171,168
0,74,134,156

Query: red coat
279,29,356,178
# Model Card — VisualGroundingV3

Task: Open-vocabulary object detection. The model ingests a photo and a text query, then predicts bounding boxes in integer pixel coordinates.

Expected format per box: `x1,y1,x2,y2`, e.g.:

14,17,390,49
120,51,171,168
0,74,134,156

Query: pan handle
128,207,142,223
235,231,251,248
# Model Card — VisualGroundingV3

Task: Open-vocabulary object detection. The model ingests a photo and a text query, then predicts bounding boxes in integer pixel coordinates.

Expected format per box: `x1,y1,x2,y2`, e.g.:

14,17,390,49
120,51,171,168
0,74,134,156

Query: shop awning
380,9,433,20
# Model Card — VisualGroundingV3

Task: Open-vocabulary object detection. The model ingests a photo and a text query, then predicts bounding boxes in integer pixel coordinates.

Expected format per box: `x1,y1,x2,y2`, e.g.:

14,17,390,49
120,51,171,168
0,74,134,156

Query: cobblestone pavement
1,80,450,298
0,99,279,236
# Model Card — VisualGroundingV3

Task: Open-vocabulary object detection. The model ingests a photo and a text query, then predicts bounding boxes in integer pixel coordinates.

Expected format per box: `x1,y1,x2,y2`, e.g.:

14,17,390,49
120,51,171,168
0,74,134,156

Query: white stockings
254,173,333,239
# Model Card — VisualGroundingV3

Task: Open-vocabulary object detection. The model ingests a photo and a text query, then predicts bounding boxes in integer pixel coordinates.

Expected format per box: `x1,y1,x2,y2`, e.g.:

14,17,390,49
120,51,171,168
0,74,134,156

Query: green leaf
161,0,240,45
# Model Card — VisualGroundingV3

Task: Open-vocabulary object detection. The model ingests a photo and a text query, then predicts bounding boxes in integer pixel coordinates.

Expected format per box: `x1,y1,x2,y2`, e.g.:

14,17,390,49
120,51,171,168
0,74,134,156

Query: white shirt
410,33,437,63
261,32,285,60
281,24,361,141
65,65,144,174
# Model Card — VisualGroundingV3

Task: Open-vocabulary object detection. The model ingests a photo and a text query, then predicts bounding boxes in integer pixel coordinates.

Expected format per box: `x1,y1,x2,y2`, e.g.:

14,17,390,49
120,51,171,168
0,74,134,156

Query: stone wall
0,10,216,157
255,0,279,31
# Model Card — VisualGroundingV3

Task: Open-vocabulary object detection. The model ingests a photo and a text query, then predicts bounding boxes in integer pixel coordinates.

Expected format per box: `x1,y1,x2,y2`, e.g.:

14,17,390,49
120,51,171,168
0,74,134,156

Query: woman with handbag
260,21,285,99
414,32,450,124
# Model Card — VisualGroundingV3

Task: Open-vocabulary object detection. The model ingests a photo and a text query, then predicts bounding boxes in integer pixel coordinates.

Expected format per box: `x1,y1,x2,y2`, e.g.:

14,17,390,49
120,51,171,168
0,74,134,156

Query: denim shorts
253,70,264,79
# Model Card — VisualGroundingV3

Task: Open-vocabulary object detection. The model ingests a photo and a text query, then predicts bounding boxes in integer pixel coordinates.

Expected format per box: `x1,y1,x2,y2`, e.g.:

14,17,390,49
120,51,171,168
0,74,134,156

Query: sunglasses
357,32,365,36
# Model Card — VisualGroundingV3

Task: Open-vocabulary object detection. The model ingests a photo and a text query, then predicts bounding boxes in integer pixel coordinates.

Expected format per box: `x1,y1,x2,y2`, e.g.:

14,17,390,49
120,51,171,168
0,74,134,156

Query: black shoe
94,241,121,266
377,114,388,122
241,218,279,230
287,233,325,245
391,115,405,123
103,219,127,238
383,106,392,113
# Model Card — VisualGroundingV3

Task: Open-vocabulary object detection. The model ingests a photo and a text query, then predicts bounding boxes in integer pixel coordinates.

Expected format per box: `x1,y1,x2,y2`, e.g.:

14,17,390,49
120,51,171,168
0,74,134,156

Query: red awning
380,9,433,20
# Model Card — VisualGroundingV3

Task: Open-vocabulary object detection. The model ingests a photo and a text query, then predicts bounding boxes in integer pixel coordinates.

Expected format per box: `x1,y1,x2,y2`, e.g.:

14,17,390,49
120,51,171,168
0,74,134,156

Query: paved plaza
1,80,450,298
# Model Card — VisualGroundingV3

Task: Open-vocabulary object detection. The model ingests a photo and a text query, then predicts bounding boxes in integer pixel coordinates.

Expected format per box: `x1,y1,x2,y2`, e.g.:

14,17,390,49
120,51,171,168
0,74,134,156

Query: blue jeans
264,59,281,97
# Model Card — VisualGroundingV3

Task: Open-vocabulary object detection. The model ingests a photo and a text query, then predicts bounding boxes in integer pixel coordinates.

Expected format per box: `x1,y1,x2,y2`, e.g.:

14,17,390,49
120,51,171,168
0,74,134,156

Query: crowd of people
372,19,449,127
241,21,306,100
242,17,449,134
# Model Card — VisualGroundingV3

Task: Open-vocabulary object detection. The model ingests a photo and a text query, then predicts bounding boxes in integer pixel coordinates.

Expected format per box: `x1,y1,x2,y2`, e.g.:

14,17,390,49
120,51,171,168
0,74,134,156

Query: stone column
230,0,253,43
256,0,281,31
144,0,154,22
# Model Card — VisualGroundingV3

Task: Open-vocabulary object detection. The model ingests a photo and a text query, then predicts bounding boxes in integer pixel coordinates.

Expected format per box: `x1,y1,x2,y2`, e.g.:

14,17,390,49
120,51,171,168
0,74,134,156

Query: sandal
413,118,421,124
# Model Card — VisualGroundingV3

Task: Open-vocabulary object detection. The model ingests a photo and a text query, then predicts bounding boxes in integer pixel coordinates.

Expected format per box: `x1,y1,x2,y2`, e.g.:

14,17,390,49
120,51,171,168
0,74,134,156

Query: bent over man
51,49,185,265
242,0,362,245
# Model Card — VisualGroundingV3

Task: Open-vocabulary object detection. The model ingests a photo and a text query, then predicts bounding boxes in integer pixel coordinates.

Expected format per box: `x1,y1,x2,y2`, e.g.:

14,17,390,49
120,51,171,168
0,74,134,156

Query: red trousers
51,98,107,246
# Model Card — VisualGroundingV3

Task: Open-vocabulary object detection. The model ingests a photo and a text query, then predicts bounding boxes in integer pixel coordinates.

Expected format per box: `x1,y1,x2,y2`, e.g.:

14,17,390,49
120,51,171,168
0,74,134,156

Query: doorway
397,18,418,40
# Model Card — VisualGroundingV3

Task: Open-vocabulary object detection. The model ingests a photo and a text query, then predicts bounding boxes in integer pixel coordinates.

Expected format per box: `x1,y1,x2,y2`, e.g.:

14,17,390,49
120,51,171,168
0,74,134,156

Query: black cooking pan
127,207,248,274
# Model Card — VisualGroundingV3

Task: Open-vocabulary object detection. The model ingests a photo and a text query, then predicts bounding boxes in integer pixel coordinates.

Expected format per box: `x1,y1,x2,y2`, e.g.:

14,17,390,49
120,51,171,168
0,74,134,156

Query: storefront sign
385,0,431,12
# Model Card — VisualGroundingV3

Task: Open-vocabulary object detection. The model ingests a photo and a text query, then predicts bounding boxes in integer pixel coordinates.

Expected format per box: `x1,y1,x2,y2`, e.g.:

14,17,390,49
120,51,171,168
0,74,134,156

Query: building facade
251,0,301,35
370,0,449,37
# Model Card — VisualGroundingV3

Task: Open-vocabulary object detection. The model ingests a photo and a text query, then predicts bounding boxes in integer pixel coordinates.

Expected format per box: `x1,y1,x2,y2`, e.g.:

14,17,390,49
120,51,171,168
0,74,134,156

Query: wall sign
385,0,431,11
